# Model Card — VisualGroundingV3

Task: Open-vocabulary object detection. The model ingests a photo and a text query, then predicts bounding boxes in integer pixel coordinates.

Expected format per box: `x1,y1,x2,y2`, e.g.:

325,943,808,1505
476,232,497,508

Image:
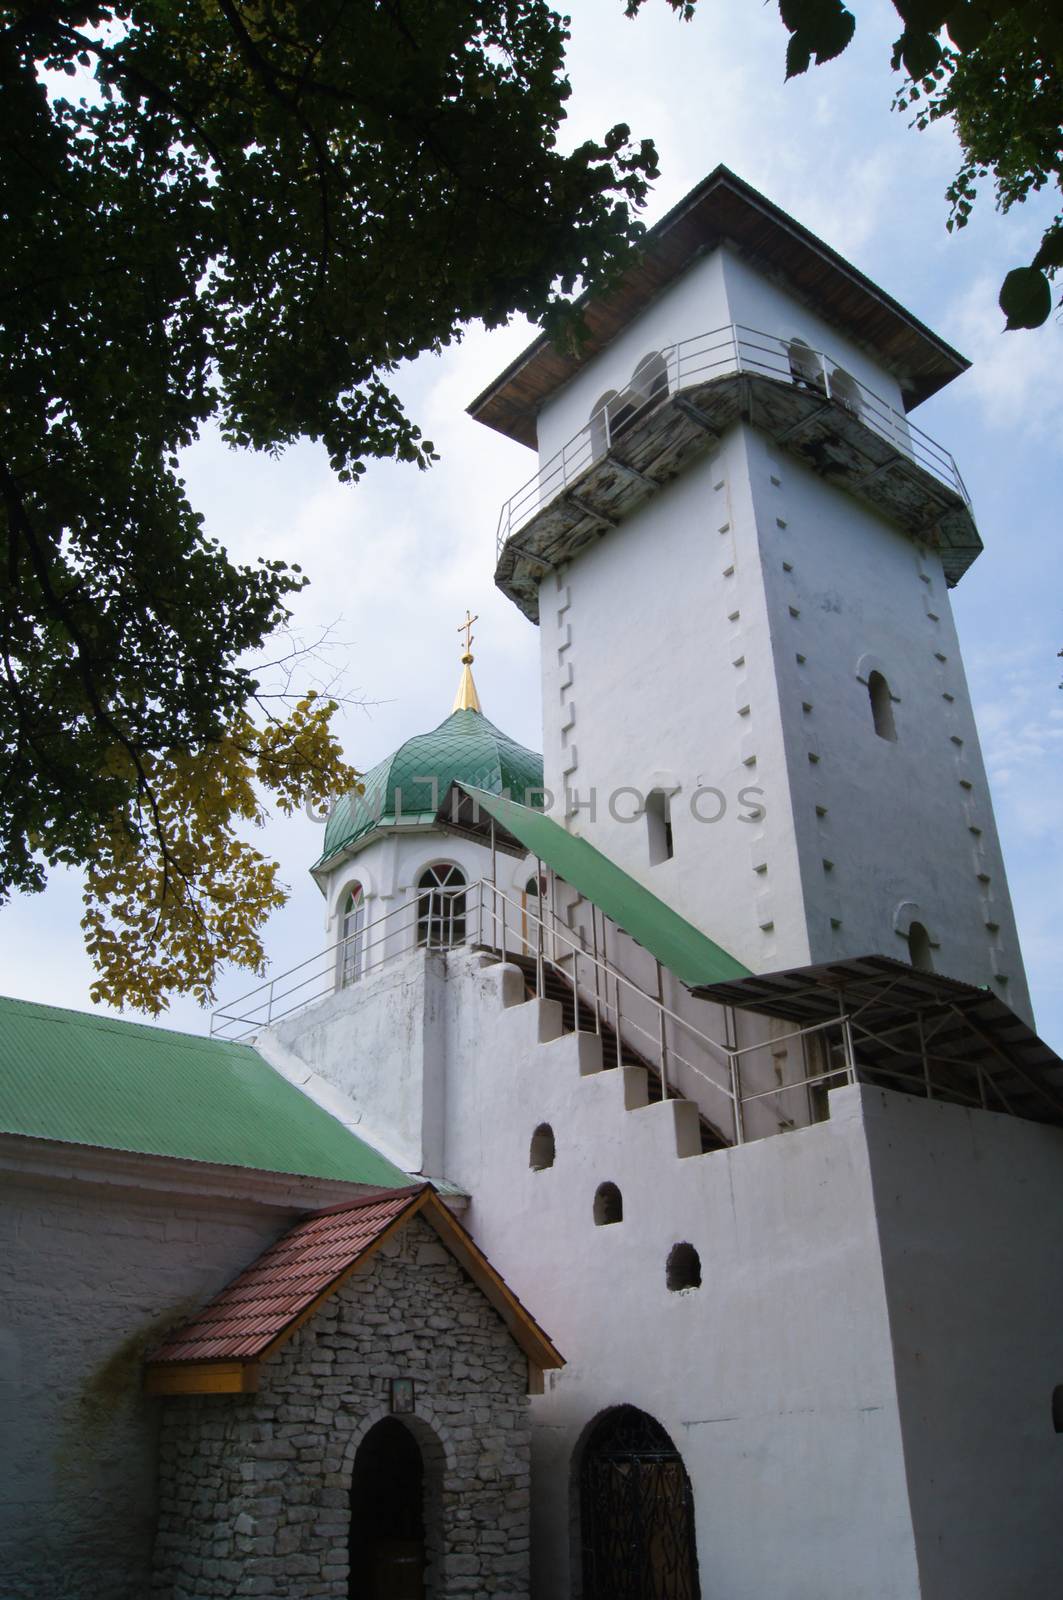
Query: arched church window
589,389,617,459
530,1123,555,1171
868,671,897,742
907,921,934,972
593,1182,623,1226
667,1241,701,1292
646,789,674,865
786,336,825,394
829,364,863,418
417,864,466,949
339,884,365,988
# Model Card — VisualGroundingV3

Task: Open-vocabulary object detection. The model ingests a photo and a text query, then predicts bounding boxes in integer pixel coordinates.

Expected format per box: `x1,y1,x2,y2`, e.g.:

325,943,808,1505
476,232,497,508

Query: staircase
482,949,729,1153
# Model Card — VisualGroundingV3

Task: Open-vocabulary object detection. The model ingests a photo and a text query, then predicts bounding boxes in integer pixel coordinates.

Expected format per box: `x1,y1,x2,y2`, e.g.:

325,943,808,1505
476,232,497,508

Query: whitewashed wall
0,1139,375,1600
533,243,910,469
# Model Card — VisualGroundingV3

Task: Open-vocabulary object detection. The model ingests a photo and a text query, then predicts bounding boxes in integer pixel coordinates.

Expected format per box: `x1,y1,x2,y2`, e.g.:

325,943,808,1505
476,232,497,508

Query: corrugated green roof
0,995,410,1186
314,708,543,873
459,786,752,989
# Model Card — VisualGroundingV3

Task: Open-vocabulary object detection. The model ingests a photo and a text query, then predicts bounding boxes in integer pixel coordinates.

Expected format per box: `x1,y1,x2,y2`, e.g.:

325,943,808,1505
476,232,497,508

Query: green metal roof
0,995,410,1187
458,786,752,989
314,707,543,874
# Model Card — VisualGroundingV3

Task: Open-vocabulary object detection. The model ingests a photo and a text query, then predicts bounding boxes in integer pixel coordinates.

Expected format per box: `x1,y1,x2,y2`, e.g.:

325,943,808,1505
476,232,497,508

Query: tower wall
539,428,810,973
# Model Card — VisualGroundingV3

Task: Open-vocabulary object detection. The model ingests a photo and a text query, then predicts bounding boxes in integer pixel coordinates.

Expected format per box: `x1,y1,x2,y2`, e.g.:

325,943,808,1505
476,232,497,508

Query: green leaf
898,27,944,77
999,266,1052,328
944,2,994,49
1032,227,1063,273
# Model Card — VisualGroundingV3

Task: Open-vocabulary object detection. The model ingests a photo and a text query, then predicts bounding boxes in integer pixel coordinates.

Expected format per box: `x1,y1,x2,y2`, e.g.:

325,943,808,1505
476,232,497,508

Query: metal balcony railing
495,323,970,558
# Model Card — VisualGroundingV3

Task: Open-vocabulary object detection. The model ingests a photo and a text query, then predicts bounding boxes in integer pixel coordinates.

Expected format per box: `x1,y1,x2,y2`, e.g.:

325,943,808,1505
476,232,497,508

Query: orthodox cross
458,609,478,660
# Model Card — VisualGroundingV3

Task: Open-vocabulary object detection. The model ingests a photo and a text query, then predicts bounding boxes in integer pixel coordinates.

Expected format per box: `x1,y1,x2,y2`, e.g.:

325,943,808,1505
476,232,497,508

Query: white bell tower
470,167,1031,1023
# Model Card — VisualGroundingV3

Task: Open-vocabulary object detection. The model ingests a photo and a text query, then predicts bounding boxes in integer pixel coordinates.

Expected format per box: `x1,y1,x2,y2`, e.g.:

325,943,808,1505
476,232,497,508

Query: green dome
314,708,544,872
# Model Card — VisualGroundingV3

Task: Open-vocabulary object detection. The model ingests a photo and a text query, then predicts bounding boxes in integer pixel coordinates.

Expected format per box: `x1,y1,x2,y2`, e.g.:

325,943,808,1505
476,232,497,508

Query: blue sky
2,0,1060,1046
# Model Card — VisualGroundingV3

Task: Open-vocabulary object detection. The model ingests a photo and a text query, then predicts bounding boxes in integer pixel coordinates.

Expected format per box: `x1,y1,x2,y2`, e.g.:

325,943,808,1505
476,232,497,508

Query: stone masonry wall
153,1214,533,1600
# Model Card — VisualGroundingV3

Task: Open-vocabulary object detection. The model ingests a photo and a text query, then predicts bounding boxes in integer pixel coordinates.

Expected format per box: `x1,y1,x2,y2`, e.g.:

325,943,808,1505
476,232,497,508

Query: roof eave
467,165,969,447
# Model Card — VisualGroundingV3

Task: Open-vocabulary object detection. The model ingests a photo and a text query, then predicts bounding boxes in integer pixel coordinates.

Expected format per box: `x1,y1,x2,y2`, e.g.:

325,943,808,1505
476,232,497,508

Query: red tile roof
152,1186,425,1364
147,1184,564,1378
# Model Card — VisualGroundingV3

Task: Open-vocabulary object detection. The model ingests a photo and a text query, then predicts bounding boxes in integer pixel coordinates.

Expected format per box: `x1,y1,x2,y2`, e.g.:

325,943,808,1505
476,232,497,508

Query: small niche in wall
593,1182,623,1226
529,1124,555,1171
666,1242,702,1292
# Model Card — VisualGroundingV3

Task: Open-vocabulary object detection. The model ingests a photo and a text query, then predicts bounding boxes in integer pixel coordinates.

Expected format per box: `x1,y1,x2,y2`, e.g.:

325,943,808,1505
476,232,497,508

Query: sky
2,0,1060,1048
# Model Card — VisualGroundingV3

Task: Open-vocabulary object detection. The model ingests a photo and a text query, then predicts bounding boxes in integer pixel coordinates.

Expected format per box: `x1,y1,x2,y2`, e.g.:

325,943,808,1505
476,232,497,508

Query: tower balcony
493,324,981,623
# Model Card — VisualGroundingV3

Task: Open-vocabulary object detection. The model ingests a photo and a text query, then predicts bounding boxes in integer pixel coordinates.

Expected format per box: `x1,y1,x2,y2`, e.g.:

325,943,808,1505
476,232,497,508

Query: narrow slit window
647,789,674,865
868,672,897,742
907,922,934,972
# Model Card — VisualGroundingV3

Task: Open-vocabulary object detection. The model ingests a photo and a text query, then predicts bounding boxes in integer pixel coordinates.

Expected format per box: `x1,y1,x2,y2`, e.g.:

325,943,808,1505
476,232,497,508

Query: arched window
786,336,825,394
579,1407,701,1600
417,864,466,949
646,789,674,865
593,1182,623,1225
667,1241,702,1292
868,671,897,741
530,1123,555,1171
907,921,934,972
339,884,365,988
631,351,669,408
589,389,617,459
829,364,862,418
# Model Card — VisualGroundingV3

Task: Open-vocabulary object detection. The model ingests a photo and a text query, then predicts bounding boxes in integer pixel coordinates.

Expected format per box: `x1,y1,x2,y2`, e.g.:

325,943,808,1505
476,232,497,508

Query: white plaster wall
534,244,909,469
535,407,1027,1010
0,1140,370,1600
270,949,446,1175
719,248,908,412
437,956,921,1599
540,427,812,975
861,1089,1063,1598
535,249,730,465
744,429,1030,1015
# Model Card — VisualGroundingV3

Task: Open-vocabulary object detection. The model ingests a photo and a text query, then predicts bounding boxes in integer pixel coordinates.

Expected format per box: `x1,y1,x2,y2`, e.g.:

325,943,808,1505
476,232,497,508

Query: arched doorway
579,1405,701,1600
349,1418,426,1599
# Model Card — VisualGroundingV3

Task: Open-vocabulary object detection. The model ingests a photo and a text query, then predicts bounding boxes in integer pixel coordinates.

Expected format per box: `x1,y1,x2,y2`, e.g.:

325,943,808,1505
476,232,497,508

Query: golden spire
453,609,482,713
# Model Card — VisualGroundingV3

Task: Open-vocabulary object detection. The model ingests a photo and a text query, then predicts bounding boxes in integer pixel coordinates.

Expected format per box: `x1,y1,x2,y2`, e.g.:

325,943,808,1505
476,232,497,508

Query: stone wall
153,1214,532,1600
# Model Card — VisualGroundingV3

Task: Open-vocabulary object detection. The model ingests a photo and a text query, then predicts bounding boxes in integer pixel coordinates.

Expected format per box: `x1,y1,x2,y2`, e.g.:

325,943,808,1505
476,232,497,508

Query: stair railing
474,880,852,1145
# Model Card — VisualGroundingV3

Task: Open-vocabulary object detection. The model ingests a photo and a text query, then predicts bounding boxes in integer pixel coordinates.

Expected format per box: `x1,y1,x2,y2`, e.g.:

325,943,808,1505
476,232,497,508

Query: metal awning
696,955,1063,1126
437,784,751,990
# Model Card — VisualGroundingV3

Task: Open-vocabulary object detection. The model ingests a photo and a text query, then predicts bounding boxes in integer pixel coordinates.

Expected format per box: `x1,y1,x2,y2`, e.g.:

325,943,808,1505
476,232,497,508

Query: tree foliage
636,0,1063,327
1,0,660,1011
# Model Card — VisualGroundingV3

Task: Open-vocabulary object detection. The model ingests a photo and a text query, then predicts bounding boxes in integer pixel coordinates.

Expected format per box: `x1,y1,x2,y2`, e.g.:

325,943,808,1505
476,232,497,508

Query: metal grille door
580,1407,701,1600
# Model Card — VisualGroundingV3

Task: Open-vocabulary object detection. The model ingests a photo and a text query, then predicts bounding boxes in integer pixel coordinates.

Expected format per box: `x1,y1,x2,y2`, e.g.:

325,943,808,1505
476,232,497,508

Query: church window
593,1182,623,1225
339,884,365,988
667,1242,701,1292
786,336,825,393
417,864,466,949
589,389,618,459
907,921,934,972
647,789,674,865
868,672,897,741
530,1124,555,1171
